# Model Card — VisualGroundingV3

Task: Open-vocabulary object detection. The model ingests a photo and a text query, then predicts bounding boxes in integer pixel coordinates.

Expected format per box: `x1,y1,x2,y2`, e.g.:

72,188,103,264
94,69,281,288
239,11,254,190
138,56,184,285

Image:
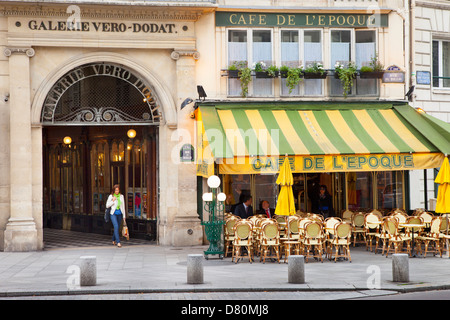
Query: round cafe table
399,224,425,258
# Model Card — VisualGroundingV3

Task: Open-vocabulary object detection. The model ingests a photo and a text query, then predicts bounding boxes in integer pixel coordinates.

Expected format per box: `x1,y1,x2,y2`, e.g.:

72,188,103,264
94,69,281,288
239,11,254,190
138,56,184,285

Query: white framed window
227,29,248,97
280,29,323,96
252,29,274,97
433,39,450,88
329,29,379,97
226,28,274,97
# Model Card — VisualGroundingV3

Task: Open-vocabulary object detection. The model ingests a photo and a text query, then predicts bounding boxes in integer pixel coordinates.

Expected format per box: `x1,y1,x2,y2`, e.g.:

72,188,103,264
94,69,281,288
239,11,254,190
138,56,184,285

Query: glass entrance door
332,172,346,216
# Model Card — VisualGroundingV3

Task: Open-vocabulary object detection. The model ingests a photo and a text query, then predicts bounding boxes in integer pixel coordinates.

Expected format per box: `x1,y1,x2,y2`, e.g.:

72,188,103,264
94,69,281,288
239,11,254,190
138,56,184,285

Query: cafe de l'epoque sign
215,12,388,28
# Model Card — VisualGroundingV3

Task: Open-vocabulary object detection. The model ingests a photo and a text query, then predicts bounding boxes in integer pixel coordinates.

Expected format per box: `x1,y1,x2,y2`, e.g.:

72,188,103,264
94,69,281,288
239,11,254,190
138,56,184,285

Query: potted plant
227,61,247,78
280,65,290,78
334,61,357,97
227,62,240,78
266,65,280,78
302,62,327,79
359,55,385,79
252,61,270,78
285,66,303,94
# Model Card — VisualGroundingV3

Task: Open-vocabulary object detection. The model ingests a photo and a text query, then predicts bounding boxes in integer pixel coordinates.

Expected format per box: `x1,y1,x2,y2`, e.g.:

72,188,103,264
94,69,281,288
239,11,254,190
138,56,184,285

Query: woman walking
106,184,126,247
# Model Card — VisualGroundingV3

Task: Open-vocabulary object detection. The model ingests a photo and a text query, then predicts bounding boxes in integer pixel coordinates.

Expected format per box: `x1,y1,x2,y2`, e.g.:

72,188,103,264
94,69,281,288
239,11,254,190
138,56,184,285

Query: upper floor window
280,29,323,96
433,40,450,88
227,29,274,97
226,28,379,98
330,29,378,97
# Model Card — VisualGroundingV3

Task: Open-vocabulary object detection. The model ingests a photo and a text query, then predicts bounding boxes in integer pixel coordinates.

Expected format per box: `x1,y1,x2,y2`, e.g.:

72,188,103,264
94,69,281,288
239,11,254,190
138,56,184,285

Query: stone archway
29,52,178,249
31,52,177,127
41,63,162,125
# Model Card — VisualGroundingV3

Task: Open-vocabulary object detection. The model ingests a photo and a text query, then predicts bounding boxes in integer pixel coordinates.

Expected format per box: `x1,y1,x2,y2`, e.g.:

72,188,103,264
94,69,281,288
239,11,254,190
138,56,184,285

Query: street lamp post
201,175,226,260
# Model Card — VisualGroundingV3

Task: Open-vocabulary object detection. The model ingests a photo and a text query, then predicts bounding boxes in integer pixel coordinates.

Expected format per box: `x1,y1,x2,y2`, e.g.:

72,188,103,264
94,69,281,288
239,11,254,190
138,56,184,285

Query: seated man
234,195,253,219
258,200,275,218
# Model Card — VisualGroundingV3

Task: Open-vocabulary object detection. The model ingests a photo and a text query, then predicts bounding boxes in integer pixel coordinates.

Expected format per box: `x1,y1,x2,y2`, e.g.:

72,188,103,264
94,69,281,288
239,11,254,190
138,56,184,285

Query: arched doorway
41,62,160,241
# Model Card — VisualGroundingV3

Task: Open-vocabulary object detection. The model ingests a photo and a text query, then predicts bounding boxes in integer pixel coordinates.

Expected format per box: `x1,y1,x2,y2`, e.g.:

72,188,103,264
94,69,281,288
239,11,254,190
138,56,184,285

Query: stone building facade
0,0,447,251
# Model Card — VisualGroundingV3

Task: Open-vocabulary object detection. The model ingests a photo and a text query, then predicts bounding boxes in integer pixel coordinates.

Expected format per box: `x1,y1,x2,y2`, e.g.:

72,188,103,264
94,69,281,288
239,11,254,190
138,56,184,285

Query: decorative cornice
1,5,205,21
416,0,450,10
171,50,200,60
4,47,35,57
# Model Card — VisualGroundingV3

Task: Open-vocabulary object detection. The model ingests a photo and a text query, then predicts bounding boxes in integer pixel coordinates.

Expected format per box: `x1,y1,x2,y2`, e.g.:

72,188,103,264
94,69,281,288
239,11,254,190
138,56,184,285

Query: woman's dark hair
319,185,330,195
111,184,120,195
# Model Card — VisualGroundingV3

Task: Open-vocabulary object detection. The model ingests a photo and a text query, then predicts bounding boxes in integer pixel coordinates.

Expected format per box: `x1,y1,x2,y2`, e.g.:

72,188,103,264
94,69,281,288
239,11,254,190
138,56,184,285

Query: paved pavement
1,229,450,300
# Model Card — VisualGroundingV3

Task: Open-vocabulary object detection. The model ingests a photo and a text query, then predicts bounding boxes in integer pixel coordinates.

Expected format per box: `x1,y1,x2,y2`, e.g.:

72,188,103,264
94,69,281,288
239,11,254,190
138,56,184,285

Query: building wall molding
416,0,450,10
171,49,200,60
1,5,206,21
3,47,35,58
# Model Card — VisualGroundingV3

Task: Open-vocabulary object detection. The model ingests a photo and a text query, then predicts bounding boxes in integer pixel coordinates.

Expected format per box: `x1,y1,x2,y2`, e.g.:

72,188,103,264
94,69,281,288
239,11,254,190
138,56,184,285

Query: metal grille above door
41,63,162,125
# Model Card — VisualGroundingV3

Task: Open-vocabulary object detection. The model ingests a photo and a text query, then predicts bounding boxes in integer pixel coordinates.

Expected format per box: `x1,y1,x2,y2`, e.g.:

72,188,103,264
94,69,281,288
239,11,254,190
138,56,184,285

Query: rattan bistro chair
232,220,254,264
260,220,281,263
327,222,352,262
364,212,381,252
404,216,424,238
302,221,325,263
274,215,287,238
416,217,444,258
418,211,434,229
351,212,366,247
342,209,354,222
324,217,342,238
282,216,301,263
384,217,411,257
224,216,240,257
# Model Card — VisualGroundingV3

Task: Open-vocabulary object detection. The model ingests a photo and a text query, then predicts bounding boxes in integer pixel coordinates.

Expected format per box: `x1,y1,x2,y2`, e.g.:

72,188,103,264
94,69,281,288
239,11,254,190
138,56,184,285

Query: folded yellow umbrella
275,157,295,216
435,157,450,214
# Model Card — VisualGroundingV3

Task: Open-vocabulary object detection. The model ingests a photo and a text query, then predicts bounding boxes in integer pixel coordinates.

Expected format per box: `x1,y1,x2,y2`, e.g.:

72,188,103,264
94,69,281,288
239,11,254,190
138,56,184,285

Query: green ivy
239,67,252,97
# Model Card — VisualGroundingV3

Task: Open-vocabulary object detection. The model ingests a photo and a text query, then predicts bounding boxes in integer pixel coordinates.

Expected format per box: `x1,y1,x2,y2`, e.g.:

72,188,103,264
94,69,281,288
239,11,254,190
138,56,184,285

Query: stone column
3,47,38,251
170,50,203,246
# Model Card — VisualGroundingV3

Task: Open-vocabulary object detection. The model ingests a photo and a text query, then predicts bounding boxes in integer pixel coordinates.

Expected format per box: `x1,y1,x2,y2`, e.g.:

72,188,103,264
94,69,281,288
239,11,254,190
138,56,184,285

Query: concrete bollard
80,256,97,286
392,253,409,282
288,255,305,284
187,254,204,284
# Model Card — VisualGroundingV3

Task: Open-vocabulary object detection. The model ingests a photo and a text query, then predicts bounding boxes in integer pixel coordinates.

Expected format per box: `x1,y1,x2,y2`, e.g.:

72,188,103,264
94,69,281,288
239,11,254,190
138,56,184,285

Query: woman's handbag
104,207,111,223
122,220,129,240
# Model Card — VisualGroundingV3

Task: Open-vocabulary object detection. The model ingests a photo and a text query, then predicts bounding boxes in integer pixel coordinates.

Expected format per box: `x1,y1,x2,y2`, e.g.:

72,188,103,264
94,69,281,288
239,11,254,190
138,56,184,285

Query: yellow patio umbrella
275,157,295,217
435,157,450,255
435,157,450,214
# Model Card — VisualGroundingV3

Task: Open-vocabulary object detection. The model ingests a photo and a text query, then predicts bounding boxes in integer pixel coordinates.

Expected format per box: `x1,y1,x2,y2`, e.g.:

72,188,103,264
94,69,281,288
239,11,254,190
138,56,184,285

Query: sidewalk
0,240,450,298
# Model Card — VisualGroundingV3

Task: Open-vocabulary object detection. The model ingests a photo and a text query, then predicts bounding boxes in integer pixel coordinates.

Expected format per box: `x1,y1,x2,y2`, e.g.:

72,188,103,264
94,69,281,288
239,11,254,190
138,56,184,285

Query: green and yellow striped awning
196,102,450,176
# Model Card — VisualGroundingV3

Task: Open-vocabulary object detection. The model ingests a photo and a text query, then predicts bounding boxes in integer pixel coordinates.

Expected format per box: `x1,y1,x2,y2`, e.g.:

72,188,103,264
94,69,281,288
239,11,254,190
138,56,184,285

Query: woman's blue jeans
111,210,123,244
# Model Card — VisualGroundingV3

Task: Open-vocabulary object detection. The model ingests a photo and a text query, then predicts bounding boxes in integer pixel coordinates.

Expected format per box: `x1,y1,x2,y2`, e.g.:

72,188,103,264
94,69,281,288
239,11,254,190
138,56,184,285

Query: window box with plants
227,66,240,78
302,62,327,79
226,61,252,97
227,61,245,78
359,55,385,79
280,65,290,78
334,61,357,97
253,61,279,78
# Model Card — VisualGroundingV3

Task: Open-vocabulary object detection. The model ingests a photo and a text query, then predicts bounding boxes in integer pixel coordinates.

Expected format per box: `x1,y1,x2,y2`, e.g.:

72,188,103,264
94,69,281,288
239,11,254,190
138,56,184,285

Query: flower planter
303,71,327,79
227,70,240,78
359,71,384,79
280,71,288,78
255,71,278,78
